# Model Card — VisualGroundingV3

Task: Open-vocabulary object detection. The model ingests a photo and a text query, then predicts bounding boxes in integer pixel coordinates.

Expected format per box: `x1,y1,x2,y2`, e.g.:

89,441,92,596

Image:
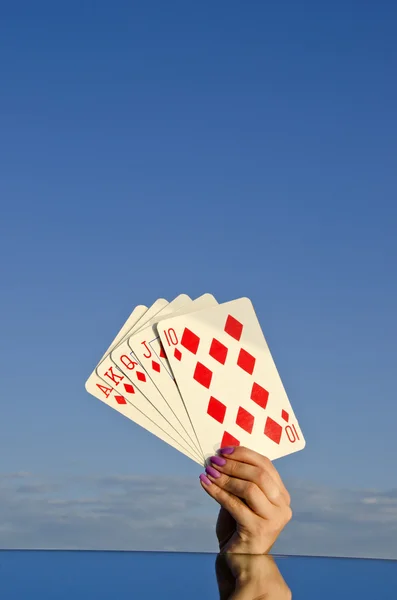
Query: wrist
220,536,274,556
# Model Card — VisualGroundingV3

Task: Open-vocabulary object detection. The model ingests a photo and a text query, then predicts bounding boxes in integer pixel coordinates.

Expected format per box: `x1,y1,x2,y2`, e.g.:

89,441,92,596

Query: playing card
106,297,170,351
86,303,150,394
124,294,218,459
109,295,217,460
86,298,168,406
97,305,148,361
95,295,203,461
85,301,202,464
158,298,306,462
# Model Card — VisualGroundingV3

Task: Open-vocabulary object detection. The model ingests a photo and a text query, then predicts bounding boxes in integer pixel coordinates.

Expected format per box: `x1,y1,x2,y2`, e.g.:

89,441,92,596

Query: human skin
199,446,292,555
216,553,292,600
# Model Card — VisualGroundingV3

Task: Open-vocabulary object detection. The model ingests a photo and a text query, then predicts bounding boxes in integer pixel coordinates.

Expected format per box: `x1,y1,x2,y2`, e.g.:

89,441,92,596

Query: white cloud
0,473,396,558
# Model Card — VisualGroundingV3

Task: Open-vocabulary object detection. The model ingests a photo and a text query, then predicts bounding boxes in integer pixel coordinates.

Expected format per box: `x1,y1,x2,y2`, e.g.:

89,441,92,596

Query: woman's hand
199,446,292,554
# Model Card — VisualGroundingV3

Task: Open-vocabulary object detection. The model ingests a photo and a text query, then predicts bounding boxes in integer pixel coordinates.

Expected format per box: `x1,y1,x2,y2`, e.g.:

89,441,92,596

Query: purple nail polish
206,465,221,479
199,473,212,486
210,455,226,466
218,446,235,455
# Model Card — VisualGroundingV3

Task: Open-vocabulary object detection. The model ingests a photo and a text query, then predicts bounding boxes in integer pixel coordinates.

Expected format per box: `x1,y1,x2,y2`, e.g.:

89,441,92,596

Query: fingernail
206,465,221,479
199,473,212,486
218,446,235,455
210,455,226,466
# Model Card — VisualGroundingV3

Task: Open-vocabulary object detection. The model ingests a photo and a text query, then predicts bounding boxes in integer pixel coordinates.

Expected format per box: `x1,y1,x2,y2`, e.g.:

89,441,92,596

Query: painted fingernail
210,455,226,466
199,473,212,486
206,465,221,479
218,446,235,455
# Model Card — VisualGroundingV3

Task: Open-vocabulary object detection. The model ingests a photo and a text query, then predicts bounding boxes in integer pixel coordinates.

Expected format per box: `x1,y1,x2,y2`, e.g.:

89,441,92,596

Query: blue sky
0,0,396,555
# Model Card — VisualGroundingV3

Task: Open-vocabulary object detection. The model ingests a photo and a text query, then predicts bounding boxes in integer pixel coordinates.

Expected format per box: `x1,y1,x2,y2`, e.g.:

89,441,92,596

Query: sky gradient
0,0,396,556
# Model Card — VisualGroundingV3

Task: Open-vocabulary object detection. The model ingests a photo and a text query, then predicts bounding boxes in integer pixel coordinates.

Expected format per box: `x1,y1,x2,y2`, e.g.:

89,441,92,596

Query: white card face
85,375,202,464
98,305,148,361
109,298,170,351
126,294,218,458
94,295,203,462
109,296,206,460
158,298,306,462
93,297,170,386
86,299,167,405
85,302,202,464
133,294,191,333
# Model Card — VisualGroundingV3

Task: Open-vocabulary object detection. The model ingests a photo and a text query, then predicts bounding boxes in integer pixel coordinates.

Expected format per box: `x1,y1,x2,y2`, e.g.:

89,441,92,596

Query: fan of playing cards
85,294,306,465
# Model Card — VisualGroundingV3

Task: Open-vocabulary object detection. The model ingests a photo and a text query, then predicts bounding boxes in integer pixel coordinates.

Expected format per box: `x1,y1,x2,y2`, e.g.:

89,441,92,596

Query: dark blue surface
0,551,396,599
